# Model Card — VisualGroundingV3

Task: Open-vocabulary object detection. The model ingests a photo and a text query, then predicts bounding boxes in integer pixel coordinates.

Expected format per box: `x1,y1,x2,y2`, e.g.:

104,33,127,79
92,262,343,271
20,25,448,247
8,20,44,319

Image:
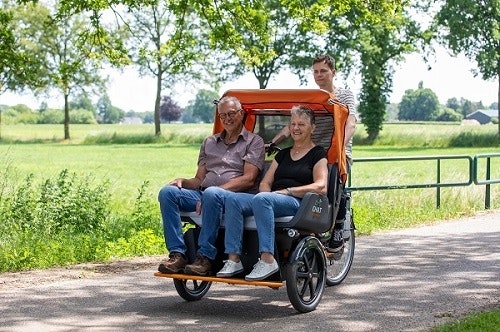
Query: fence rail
347,153,500,209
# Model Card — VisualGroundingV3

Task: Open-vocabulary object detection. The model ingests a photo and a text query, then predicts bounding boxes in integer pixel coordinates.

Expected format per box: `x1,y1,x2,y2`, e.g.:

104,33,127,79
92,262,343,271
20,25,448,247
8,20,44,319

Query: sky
1,45,497,112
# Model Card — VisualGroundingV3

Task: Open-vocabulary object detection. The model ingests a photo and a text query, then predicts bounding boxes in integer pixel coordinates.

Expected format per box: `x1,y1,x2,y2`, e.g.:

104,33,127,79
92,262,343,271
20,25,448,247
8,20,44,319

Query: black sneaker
326,228,344,253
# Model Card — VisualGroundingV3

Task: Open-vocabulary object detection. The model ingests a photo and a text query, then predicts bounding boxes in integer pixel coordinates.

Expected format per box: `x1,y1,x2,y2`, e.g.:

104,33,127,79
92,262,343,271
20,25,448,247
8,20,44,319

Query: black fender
287,235,326,266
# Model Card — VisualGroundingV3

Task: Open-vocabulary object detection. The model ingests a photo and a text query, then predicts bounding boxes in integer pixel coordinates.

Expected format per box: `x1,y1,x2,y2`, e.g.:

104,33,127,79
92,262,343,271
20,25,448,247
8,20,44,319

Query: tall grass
354,123,499,147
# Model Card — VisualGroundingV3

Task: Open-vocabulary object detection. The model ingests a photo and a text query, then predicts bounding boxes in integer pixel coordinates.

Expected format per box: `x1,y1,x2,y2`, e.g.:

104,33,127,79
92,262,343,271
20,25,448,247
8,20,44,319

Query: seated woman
217,105,329,281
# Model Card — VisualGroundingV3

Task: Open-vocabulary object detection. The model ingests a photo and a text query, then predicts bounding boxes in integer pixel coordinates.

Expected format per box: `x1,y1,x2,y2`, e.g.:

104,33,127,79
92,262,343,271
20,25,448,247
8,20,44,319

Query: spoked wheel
173,278,212,301
325,216,355,286
285,237,326,313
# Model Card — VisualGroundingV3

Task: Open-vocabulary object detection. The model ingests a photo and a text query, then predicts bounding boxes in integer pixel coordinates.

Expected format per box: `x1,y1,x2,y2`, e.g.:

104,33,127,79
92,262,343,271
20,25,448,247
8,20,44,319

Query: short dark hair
313,54,335,71
290,105,315,125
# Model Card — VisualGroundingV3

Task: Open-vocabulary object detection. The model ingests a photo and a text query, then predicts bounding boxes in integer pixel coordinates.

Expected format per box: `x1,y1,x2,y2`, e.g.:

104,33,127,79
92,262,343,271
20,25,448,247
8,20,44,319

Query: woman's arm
282,158,328,198
259,160,278,192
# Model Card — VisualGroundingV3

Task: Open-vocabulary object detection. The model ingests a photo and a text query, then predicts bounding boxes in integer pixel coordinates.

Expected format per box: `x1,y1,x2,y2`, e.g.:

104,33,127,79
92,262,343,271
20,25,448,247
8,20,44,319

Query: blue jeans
158,185,202,255
197,187,236,260
223,192,255,255
252,192,301,254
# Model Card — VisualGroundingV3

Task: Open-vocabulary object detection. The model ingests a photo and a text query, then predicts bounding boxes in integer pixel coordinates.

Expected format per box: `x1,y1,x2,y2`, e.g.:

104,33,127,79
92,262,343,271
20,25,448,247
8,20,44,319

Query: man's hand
169,178,184,188
265,142,281,157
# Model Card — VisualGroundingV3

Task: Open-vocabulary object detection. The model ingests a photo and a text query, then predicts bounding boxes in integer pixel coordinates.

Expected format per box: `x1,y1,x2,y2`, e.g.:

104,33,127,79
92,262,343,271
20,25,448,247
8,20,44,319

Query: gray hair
217,96,242,111
290,105,315,125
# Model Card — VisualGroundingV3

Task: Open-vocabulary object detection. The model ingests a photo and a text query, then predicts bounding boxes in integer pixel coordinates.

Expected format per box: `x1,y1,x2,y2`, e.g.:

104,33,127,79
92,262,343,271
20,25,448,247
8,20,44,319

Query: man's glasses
218,110,240,120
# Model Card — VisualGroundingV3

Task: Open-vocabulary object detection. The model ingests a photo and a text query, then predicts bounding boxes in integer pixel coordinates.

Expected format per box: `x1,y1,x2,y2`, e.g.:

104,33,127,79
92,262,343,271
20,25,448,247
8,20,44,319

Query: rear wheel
173,278,211,301
285,238,326,313
326,214,355,286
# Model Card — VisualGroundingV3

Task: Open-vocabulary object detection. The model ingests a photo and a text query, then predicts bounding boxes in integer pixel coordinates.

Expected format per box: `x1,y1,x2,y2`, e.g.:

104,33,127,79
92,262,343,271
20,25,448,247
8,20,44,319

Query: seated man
158,96,265,274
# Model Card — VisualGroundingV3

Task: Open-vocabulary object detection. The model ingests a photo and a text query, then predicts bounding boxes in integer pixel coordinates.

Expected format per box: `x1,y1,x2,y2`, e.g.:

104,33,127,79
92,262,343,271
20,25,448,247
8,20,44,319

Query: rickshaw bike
155,89,355,313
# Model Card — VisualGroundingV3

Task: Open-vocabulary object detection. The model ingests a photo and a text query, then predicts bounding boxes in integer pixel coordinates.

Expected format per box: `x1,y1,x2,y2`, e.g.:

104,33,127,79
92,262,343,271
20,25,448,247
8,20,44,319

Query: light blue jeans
197,186,237,260
252,192,301,254
224,192,301,256
158,185,202,255
223,192,255,255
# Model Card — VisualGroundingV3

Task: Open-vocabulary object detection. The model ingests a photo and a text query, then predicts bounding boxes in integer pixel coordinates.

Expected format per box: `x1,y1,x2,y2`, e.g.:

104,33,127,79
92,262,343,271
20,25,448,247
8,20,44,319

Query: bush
38,109,64,124
0,168,164,272
435,108,463,122
70,109,97,124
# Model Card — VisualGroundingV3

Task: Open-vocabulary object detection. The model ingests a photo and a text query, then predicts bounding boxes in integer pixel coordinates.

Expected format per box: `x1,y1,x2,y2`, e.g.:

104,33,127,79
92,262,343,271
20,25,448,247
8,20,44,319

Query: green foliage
38,109,65,124
322,1,422,141
435,0,499,81
70,93,97,114
96,95,125,124
4,107,96,124
69,109,97,124
435,108,463,122
1,5,46,94
0,168,164,272
186,89,219,123
398,82,440,121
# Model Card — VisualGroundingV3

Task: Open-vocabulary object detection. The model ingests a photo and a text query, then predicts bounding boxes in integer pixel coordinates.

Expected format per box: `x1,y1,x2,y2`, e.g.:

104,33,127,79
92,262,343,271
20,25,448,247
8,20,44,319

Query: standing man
269,54,358,252
158,96,265,274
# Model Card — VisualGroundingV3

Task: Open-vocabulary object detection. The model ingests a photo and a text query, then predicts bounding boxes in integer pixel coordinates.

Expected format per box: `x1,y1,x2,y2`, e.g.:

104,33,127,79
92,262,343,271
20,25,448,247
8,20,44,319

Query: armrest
275,192,331,233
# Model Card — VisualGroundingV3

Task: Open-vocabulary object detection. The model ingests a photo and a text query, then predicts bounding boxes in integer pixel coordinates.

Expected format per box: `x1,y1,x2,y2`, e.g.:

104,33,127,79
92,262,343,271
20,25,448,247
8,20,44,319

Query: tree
460,98,475,118
335,2,422,140
398,81,440,121
1,4,46,138
70,93,96,115
184,89,219,123
205,1,322,90
125,1,207,135
434,0,500,134
96,95,124,124
13,3,106,139
160,95,182,123
435,107,462,122
446,97,460,112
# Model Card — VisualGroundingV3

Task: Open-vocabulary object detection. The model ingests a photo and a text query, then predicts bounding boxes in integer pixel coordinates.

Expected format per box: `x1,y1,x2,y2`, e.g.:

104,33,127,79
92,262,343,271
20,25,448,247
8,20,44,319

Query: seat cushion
180,211,293,230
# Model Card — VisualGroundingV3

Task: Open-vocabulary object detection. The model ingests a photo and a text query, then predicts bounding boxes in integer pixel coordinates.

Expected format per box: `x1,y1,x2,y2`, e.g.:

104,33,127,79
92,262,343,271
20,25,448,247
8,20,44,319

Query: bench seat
180,211,293,231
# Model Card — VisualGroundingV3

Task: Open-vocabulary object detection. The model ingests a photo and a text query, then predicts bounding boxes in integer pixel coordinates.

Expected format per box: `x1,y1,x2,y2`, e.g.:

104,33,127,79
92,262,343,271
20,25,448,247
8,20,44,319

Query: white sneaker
216,260,244,277
245,259,279,281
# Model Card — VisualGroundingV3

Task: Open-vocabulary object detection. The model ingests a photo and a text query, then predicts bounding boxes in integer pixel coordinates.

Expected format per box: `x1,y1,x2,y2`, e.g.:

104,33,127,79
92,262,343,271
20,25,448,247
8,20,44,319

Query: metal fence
347,153,500,209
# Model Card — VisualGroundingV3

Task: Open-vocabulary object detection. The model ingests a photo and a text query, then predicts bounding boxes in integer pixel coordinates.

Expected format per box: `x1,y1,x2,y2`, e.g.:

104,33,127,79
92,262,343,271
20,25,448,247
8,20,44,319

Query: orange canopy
212,89,349,183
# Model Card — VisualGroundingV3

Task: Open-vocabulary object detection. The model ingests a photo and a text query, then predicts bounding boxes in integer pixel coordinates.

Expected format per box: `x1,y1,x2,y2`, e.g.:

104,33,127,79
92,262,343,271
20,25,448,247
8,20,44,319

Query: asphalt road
1,211,499,332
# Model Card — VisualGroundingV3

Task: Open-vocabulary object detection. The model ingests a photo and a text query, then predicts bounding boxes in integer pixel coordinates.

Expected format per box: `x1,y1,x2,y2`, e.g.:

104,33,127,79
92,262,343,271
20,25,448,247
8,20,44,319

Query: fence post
436,158,441,209
485,157,491,209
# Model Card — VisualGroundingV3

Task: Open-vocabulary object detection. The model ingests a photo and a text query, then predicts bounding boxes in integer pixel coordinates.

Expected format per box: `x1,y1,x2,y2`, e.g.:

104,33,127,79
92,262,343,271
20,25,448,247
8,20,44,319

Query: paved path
0,211,499,331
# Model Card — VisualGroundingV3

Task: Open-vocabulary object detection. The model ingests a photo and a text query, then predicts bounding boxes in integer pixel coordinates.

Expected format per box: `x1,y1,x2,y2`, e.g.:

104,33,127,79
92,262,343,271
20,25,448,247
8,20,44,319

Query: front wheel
285,237,326,313
326,213,355,286
173,278,211,301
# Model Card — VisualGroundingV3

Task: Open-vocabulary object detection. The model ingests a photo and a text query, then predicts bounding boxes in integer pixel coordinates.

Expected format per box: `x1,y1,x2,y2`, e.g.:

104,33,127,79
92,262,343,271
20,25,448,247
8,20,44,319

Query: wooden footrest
154,272,283,289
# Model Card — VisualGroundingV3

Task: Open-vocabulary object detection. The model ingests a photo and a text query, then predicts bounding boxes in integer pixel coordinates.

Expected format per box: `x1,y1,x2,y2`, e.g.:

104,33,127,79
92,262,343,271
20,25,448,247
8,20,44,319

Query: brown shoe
158,252,187,273
184,254,212,276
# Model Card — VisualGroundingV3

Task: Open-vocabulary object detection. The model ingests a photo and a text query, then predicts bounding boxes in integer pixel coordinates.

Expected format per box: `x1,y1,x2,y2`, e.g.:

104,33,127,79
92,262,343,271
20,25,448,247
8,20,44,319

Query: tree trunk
64,93,70,140
497,74,499,136
154,72,162,136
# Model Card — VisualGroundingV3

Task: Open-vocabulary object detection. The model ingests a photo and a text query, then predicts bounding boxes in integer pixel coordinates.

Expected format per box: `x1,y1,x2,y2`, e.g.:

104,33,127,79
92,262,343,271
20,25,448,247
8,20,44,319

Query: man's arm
269,126,290,145
344,114,356,147
169,164,207,189
219,162,260,192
